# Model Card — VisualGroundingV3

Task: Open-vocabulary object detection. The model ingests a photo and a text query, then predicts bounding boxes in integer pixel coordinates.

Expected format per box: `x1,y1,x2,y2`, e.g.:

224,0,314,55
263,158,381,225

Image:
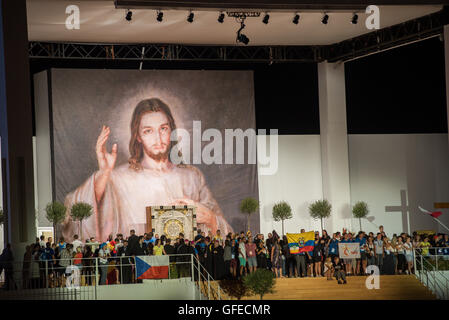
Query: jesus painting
61,98,232,241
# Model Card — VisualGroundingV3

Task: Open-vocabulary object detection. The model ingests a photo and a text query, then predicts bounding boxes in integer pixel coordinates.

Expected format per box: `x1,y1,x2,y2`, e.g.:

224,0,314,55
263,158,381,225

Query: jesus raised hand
95,125,117,203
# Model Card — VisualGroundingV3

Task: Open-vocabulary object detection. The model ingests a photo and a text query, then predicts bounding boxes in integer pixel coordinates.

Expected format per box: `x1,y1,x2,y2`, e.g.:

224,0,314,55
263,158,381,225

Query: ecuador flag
135,255,169,280
286,232,315,254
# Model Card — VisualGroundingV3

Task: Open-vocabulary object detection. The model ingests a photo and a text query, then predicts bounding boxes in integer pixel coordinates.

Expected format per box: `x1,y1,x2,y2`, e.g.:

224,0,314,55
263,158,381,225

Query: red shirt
245,243,256,257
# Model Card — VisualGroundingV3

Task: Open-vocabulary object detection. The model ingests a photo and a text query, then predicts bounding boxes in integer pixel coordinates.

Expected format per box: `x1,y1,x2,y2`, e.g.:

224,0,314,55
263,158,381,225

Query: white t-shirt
238,243,246,259
72,239,83,252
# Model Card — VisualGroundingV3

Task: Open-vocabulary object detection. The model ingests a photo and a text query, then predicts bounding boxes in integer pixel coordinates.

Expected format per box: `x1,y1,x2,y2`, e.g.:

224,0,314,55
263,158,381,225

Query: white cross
385,189,410,235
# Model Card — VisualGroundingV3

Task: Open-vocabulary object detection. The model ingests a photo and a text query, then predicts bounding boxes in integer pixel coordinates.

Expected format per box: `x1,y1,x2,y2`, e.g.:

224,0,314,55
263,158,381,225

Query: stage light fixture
322,14,329,25
262,13,270,24
293,14,300,25
351,13,358,24
125,9,132,22
218,12,225,23
157,11,163,22
236,20,249,45
187,12,194,23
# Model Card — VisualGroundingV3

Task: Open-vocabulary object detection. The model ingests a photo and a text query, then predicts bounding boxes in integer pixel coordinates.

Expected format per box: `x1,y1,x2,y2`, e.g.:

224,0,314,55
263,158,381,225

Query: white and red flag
418,206,443,219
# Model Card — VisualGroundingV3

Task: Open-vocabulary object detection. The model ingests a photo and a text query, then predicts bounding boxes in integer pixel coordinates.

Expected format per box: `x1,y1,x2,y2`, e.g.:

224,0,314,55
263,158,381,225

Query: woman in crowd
382,238,396,275
396,236,406,274
230,238,238,278
281,236,292,277
366,237,376,267
313,236,324,277
83,244,94,285
271,237,283,278
212,240,225,280
256,240,268,270
153,239,165,256
403,236,414,274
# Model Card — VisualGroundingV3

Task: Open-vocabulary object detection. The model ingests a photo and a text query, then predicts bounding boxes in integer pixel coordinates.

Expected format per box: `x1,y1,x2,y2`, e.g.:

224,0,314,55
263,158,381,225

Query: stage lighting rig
351,13,358,24
125,9,132,22
187,11,194,23
293,14,300,25
262,13,270,24
157,11,163,22
236,17,249,45
322,13,329,25
218,12,225,23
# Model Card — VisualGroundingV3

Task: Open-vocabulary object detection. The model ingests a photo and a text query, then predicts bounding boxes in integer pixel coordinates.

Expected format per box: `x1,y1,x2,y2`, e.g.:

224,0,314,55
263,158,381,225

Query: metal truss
28,42,323,63
28,7,449,64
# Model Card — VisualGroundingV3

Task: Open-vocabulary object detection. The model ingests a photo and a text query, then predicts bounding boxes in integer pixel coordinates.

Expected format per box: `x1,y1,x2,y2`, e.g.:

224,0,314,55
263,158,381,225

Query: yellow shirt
153,245,164,256
420,242,430,255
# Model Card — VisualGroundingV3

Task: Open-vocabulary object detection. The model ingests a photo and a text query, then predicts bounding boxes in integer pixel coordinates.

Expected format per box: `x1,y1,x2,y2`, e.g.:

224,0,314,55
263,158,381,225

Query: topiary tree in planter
240,197,259,233
45,201,67,239
272,201,292,237
243,269,276,300
352,201,369,231
70,202,93,238
309,199,332,233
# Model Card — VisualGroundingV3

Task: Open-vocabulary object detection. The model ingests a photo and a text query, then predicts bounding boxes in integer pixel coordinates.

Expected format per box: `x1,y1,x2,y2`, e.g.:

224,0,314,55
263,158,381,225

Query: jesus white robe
61,163,232,241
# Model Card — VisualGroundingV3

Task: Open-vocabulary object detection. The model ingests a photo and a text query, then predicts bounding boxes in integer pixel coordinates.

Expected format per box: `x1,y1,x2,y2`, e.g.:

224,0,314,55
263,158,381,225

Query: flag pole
432,217,449,233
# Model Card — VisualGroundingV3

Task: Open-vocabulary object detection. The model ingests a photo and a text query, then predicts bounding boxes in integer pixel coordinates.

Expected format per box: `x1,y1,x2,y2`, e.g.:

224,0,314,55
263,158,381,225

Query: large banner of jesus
50,69,258,241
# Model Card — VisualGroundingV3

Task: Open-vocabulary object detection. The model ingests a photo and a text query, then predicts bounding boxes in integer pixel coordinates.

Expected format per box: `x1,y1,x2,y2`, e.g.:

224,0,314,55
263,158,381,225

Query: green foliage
45,201,67,224
240,197,259,215
243,269,276,300
0,207,4,225
70,202,93,222
219,279,250,300
352,201,369,219
272,201,292,222
309,199,332,220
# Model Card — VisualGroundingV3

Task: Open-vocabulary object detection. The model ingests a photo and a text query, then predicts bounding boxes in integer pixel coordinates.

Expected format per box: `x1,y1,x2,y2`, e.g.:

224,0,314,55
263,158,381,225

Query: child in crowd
332,257,347,285
323,257,333,280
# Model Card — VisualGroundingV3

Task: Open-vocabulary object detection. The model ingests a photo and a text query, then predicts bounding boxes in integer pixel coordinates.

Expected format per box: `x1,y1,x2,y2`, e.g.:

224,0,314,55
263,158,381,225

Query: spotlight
322,14,329,25
157,11,163,22
236,21,249,45
351,13,358,24
262,13,270,24
293,14,300,25
187,12,194,23
125,10,132,22
218,12,225,23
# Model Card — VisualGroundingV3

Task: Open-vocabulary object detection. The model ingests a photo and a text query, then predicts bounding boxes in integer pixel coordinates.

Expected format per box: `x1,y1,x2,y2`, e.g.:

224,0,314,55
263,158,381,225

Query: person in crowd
212,240,225,280
117,240,132,284
213,229,223,246
366,237,376,267
382,238,396,275
256,240,268,270
127,229,139,256
323,257,333,280
98,243,110,285
374,233,384,274
230,237,238,278
328,233,339,262
396,236,406,274
238,237,247,278
245,237,258,273
153,238,165,256
266,233,273,270
419,236,431,257
355,232,367,275
271,237,283,278
313,235,324,277
74,246,83,269
39,235,46,248
72,235,83,253
59,244,73,286
30,244,41,289
82,244,94,285
281,236,293,277
332,256,347,284
223,240,232,279
22,245,32,289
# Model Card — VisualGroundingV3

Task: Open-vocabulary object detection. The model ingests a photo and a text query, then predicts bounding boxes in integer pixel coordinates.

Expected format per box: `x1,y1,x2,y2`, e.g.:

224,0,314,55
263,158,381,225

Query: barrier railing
0,254,224,300
413,248,449,300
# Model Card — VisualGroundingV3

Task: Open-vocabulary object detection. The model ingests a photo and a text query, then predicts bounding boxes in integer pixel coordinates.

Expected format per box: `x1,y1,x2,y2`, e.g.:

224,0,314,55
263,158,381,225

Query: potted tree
352,201,369,231
70,202,93,238
240,197,259,233
45,201,67,239
309,199,332,233
219,279,250,300
272,201,292,236
243,269,276,300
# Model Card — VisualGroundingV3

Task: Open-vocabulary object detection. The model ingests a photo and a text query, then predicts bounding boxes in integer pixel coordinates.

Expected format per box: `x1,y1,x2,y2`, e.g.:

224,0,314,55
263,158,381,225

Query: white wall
348,134,449,236
34,71,53,228
258,135,324,235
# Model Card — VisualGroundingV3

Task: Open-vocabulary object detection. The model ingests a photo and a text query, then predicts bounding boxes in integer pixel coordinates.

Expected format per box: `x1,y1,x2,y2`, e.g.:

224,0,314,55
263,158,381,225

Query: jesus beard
143,144,170,162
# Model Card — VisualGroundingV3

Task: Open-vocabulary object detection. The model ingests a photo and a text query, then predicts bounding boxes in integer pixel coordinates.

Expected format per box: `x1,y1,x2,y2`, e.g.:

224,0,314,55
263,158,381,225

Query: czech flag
135,255,169,280
286,231,315,255
418,206,443,219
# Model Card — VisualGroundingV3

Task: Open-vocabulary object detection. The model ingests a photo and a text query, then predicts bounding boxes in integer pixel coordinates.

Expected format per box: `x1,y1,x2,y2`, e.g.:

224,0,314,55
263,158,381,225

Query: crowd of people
0,225,448,289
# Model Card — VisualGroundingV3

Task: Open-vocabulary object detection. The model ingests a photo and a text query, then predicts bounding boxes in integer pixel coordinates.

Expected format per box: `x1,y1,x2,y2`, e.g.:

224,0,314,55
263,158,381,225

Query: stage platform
219,275,436,300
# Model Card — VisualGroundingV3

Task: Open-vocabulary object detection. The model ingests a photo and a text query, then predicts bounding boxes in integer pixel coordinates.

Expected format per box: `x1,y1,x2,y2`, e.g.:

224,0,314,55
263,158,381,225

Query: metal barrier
0,254,224,300
413,248,449,300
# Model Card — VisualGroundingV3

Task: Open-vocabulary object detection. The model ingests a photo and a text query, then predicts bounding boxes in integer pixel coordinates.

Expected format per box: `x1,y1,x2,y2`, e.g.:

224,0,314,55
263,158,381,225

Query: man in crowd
72,235,83,253
374,233,384,273
245,237,257,273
